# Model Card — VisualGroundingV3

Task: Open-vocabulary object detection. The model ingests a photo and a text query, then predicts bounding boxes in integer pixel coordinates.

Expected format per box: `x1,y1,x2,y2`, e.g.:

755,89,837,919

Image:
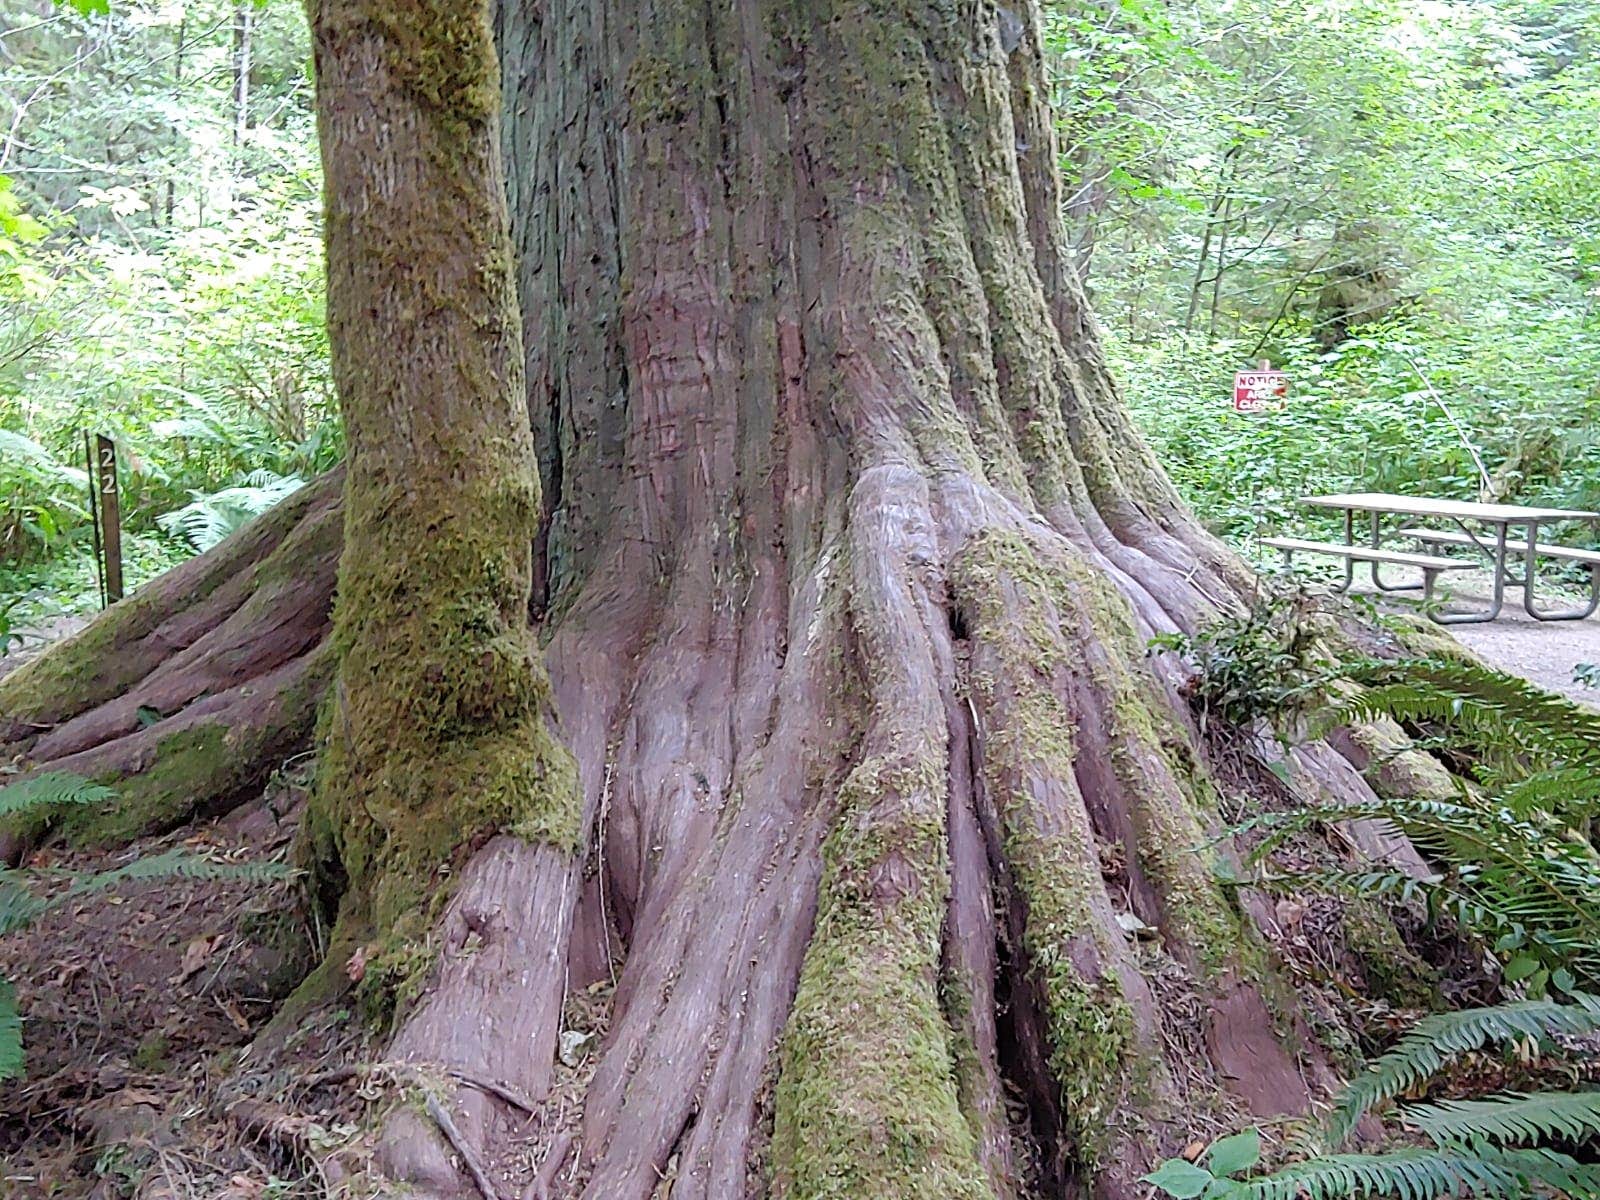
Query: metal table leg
1332,507,1355,593
1433,521,1507,624
1368,509,1422,592
1522,519,1600,621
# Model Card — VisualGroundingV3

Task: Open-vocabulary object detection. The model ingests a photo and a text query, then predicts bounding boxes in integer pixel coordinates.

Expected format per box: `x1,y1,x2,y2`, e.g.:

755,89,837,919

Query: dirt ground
1342,567,1600,705
0,769,365,1200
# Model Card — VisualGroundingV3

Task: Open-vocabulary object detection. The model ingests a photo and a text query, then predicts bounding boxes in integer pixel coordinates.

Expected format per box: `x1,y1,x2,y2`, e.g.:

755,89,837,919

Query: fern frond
1499,767,1600,821
1337,657,1600,775
1404,1090,1600,1148
1329,994,1600,1143
0,430,88,488
1,849,284,940
156,473,303,552
1246,793,1600,983
1486,1146,1600,1198
0,877,49,938
64,848,287,900
1244,1147,1548,1200
0,978,20,1081
0,771,116,818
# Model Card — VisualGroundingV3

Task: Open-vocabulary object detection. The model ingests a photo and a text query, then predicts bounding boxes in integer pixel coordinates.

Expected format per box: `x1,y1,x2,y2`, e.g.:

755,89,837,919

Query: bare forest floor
0,767,367,1199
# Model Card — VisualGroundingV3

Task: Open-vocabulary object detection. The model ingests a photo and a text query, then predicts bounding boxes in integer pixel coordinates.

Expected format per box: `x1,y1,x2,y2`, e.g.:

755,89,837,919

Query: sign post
1233,360,1288,414
94,434,123,604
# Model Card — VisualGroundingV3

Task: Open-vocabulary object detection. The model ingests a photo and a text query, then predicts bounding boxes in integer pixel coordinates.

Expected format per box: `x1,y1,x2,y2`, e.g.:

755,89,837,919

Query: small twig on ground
445,1066,539,1115
425,1091,502,1200
522,1132,574,1200
370,1060,539,1115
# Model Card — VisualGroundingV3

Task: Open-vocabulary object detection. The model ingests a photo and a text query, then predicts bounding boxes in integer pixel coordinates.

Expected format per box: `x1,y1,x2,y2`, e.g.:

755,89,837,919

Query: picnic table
1264,492,1600,624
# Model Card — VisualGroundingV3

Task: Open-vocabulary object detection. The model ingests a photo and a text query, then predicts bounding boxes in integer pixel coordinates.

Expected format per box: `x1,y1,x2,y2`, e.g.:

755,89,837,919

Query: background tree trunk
0,2,1439,1197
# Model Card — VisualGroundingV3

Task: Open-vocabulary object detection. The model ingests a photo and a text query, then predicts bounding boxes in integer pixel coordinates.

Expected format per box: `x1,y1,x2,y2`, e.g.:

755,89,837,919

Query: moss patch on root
53,647,335,849
771,754,991,1200
1343,902,1443,1010
951,529,1137,1162
70,726,231,846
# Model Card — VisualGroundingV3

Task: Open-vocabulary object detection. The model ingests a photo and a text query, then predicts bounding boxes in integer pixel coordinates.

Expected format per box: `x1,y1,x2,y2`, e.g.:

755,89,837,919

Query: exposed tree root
0,472,341,858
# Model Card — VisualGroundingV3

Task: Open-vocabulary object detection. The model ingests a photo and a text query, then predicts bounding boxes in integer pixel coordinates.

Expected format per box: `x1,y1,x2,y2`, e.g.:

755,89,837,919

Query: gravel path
1350,569,1600,705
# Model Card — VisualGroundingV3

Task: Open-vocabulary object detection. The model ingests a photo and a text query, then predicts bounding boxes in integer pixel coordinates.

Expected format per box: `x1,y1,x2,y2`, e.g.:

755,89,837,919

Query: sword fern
0,771,284,1080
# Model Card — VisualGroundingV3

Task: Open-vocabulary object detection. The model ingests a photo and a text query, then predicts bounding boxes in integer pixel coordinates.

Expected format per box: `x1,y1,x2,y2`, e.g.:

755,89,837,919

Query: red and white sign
1233,369,1288,413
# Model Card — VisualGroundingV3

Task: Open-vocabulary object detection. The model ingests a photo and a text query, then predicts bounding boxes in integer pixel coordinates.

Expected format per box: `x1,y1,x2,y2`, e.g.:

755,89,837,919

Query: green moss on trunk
303,0,579,1016
771,756,992,1200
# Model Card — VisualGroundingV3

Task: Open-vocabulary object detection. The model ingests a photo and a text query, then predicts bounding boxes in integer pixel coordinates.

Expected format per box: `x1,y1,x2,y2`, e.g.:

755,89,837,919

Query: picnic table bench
1270,492,1600,624
1261,537,1471,603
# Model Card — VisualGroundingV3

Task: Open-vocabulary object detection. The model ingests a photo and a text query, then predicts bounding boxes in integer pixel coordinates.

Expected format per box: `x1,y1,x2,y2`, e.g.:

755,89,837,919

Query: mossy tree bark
0,1,1445,1197
299,0,580,1038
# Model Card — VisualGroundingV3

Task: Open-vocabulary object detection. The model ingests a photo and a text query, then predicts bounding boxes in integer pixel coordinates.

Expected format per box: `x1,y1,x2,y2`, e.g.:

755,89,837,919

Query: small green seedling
1144,1129,1261,1199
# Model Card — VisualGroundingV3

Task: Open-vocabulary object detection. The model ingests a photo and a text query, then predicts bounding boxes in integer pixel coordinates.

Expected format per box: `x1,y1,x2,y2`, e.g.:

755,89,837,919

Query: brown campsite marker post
95,434,123,603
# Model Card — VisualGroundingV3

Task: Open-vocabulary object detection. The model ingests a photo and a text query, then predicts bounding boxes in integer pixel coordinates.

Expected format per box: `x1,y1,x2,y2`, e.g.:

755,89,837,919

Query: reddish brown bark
0,2,1444,1198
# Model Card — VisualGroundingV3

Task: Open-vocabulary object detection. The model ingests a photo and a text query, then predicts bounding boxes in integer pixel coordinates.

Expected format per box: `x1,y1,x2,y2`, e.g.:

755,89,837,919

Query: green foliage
0,770,116,819
1145,1157,1226,1199
0,0,334,615
1334,658,1600,797
1145,994,1600,1199
1150,589,1333,728
0,595,21,657
0,770,285,1079
1194,654,1600,992
157,469,305,552
1051,0,1600,547
1404,1090,1600,1148
1246,1147,1600,1200
0,980,19,1081
1153,1144,1600,1200
1248,792,1600,991
1328,995,1600,1144
0,429,89,559
1147,654,1600,1200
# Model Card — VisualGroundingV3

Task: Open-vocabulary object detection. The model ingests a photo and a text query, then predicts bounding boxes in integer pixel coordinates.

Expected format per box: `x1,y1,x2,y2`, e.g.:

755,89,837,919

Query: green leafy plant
1233,657,1600,991
0,771,284,1080
0,429,90,561
156,469,305,553
1147,658,1600,1200
1149,590,1333,730
0,594,23,657
1146,995,1600,1200
1145,1129,1264,1198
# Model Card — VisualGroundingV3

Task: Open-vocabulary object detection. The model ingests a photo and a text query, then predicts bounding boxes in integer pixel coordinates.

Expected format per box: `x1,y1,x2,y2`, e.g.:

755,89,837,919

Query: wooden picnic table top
1300,492,1600,524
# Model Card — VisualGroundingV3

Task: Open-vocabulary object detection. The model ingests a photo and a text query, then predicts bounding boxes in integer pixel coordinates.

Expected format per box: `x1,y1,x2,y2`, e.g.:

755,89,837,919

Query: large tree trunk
0,2,1441,1197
